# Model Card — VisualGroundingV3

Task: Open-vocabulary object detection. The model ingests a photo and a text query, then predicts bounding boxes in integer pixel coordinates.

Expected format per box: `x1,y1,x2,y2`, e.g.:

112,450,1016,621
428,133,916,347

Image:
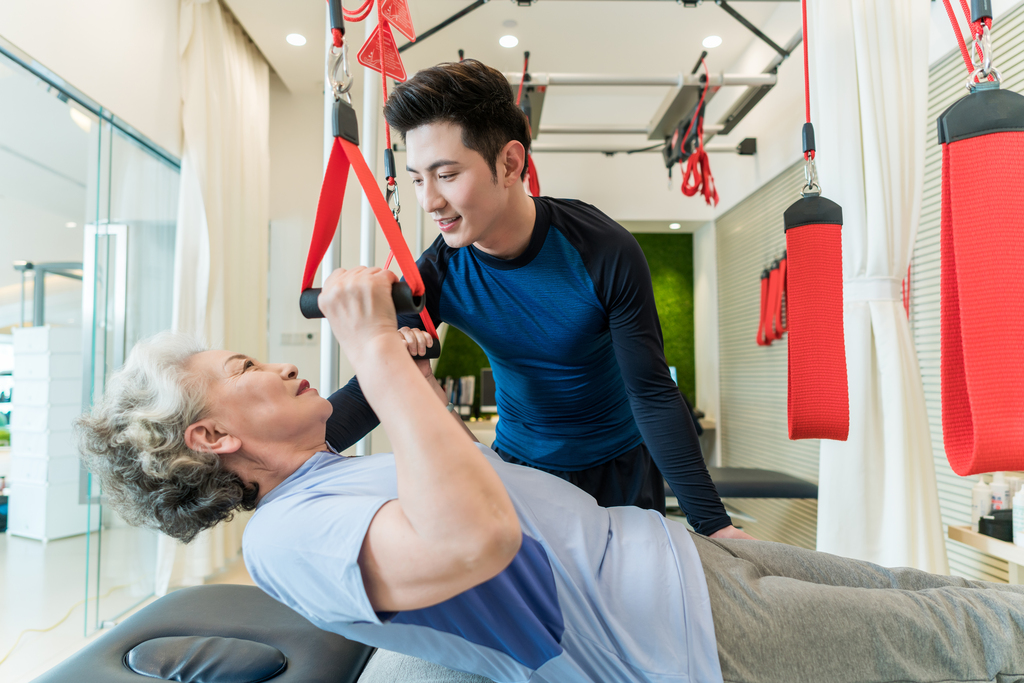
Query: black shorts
493,443,666,515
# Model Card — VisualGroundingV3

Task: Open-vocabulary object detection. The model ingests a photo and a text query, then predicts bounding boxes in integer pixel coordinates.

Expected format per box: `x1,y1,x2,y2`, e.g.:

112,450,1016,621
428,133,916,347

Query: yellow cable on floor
0,582,130,669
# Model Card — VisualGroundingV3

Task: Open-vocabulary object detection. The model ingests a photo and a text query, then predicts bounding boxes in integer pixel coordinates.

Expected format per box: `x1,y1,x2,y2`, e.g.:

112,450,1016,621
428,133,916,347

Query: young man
327,59,749,539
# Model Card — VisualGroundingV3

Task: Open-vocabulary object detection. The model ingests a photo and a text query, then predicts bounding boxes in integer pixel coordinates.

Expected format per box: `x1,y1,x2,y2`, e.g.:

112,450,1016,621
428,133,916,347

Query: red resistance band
515,52,541,198
785,197,849,441
772,253,788,339
938,97,1024,475
302,101,438,339
756,269,771,346
679,60,718,207
755,256,789,347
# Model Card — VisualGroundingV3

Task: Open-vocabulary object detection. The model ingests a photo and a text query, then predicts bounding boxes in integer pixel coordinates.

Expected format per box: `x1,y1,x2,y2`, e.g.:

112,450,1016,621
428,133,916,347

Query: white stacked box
8,326,97,541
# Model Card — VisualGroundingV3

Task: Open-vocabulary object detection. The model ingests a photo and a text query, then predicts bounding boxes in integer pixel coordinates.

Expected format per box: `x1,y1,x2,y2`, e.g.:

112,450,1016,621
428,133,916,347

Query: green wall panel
633,233,695,403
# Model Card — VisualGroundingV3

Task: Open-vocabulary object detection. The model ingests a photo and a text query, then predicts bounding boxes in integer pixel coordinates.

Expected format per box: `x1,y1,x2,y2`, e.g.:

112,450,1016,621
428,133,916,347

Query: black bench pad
666,467,818,500
32,584,373,683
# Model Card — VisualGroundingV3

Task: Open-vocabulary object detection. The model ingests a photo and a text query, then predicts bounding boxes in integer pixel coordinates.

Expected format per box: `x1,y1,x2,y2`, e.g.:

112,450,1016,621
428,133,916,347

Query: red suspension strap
770,252,788,339
784,0,849,441
679,60,718,207
515,52,541,197
939,0,1024,475
756,269,771,346
306,1,437,341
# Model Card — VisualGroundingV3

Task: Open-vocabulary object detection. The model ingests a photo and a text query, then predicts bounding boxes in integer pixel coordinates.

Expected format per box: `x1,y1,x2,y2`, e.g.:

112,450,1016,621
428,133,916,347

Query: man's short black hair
384,59,531,180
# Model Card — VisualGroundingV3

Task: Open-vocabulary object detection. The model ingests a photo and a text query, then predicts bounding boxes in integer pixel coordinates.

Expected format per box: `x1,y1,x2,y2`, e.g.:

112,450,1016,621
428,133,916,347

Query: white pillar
356,16,380,455
319,9,341,397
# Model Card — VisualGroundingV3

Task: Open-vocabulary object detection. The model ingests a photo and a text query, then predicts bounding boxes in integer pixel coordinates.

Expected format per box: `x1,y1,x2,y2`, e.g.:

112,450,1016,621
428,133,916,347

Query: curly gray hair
75,331,258,543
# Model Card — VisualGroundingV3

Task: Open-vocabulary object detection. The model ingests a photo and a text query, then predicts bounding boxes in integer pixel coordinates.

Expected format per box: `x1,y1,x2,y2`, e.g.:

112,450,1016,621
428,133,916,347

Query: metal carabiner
801,156,821,197
386,181,401,221
328,44,354,101
967,24,1002,90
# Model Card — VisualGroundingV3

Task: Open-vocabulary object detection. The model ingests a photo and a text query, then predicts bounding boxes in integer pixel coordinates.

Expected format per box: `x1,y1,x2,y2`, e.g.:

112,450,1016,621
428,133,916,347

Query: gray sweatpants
694,533,1024,683
358,536,1024,683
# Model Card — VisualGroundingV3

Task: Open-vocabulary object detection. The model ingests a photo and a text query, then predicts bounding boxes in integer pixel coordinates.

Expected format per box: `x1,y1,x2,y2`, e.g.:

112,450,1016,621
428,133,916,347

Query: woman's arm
319,267,520,612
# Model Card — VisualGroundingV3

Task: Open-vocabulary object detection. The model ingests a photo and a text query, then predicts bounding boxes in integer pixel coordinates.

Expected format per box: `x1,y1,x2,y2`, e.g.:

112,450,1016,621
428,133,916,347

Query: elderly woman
78,267,1024,683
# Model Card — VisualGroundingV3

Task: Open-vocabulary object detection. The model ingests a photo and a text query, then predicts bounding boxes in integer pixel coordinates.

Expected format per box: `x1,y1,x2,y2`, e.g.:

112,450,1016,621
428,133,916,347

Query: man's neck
474,190,537,260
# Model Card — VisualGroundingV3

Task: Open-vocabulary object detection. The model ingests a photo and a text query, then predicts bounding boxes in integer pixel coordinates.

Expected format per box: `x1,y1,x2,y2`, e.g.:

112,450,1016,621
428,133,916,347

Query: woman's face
188,350,333,454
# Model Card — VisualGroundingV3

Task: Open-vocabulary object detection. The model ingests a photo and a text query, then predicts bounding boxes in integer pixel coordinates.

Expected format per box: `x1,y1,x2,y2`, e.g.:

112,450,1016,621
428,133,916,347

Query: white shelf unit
7,326,97,541
948,525,1024,584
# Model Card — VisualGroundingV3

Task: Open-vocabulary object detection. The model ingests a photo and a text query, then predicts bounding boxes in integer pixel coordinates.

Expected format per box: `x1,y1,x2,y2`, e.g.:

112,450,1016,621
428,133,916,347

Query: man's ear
499,140,527,187
185,419,242,454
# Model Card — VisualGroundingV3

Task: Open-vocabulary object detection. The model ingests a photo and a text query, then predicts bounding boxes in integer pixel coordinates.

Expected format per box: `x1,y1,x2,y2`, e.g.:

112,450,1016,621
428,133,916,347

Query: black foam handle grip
300,283,425,319
328,0,344,31
802,122,816,154
972,0,993,21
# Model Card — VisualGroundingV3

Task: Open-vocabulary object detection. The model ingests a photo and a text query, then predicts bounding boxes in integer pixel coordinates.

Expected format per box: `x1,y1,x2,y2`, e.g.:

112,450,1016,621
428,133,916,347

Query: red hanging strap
764,262,781,341
771,253,788,337
784,0,849,441
756,270,771,346
937,0,1024,475
303,116,438,339
678,60,718,207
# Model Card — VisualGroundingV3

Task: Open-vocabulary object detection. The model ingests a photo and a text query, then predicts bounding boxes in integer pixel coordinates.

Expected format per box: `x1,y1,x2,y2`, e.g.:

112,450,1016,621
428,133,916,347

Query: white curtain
811,0,948,572
158,0,270,594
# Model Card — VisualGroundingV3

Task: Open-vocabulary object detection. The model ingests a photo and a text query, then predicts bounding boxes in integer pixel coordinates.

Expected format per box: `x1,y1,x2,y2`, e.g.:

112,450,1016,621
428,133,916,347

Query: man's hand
399,326,435,358
318,267,400,363
709,525,755,540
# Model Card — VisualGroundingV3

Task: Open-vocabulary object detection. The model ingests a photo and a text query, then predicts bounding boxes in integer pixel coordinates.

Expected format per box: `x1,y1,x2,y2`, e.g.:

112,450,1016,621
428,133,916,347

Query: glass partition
0,39,179,648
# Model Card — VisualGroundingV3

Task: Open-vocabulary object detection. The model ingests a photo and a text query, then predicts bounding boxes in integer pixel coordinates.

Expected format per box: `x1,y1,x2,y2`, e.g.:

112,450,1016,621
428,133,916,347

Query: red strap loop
304,137,438,339
756,272,771,346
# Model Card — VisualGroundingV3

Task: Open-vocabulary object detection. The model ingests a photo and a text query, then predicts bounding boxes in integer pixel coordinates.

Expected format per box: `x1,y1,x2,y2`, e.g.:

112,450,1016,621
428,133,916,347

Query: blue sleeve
556,201,732,536
324,239,447,452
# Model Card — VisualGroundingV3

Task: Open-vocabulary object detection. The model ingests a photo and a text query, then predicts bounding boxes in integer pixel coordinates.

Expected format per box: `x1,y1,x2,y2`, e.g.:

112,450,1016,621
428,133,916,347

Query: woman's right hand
318,267,400,362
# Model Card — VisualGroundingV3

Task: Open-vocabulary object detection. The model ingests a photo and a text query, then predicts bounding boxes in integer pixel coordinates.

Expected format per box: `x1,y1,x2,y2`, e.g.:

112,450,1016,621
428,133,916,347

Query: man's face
405,122,508,250
188,350,332,453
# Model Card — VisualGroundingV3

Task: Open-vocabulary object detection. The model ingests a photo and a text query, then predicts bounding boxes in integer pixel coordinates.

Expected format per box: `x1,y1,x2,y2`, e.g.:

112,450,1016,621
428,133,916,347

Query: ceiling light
669,223,681,230
69,108,92,134
65,222,78,228
499,35,519,48
702,35,722,49
286,33,307,46
503,19,518,28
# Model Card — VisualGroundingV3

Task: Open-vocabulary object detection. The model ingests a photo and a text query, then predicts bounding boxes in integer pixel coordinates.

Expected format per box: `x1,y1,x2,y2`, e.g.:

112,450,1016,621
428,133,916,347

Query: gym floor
0,529,253,682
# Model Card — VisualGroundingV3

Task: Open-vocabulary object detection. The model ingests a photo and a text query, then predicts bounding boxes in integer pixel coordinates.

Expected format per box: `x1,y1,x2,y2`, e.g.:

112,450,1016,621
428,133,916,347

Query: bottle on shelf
971,476,992,532
991,472,1010,511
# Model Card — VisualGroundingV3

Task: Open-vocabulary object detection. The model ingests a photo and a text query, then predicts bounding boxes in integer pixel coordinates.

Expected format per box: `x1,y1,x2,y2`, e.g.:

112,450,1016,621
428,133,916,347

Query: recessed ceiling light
503,19,518,28
499,35,519,48
65,221,78,228
702,35,722,49
669,223,682,230
69,108,92,134
286,33,307,47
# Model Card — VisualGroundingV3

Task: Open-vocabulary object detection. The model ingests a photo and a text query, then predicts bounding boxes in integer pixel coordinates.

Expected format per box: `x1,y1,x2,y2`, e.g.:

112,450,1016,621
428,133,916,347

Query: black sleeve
323,237,448,452
558,200,733,535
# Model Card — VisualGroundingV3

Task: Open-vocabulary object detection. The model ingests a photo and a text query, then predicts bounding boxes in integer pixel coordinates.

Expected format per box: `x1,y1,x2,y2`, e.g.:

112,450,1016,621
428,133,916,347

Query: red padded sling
785,198,848,441
937,0,1024,475
784,0,849,441
939,95,1024,475
756,269,771,346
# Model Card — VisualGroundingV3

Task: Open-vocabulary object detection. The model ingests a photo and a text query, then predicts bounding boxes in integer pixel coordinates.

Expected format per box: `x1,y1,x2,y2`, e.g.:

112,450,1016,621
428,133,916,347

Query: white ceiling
225,1,792,98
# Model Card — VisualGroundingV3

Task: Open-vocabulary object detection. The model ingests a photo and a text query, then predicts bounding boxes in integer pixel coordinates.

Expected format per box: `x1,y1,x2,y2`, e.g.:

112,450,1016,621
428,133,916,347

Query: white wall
0,0,182,156
692,219,720,466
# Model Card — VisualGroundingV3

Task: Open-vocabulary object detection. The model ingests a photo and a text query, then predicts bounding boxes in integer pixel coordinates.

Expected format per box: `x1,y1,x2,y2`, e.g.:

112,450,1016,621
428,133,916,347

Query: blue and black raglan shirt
326,196,731,535
244,445,723,683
